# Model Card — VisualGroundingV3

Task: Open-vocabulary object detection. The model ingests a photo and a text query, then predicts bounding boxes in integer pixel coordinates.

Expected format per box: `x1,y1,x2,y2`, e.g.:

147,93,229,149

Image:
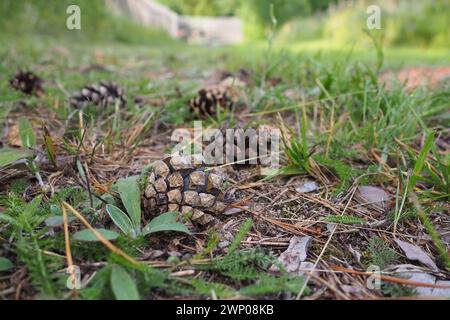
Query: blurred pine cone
188,87,234,118
69,81,126,109
10,70,45,96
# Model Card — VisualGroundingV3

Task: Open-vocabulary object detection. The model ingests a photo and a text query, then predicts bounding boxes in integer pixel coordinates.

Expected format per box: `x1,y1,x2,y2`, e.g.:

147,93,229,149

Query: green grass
284,40,450,67
1,3,449,299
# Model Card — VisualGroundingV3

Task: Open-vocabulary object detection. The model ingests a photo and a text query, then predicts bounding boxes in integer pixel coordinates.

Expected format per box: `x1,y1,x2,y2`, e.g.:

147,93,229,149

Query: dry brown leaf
357,186,391,208
271,236,313,274
394,239,439,272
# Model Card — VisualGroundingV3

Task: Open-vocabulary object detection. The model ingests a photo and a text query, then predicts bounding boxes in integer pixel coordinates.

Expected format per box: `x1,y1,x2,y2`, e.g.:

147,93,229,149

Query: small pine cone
142,155,228,226
69,81,126,109
10,70,45,96
188,87,234,118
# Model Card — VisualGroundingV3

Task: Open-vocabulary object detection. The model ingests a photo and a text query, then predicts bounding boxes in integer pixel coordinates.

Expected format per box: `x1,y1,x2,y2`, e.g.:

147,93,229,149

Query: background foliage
0,0,171,44
1,0,448,48
320,0,450,48
158,0,449,47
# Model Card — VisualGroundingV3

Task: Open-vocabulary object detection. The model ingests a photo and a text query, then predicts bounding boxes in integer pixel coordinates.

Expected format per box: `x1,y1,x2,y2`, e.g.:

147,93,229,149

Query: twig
83,162,94,208
296,184,358,299
307,272,350,300
62,201,140,266
232,205,321,236
61,204,78,296
330,265,450,289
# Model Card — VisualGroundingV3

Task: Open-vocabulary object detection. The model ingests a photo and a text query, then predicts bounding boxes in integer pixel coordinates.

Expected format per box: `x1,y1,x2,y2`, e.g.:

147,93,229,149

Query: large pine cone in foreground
10,70,45,96
142,155,228,226
69,81,126,109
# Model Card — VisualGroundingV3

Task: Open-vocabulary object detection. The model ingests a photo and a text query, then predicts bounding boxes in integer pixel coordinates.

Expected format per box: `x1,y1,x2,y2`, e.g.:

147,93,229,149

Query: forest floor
0,38,449,300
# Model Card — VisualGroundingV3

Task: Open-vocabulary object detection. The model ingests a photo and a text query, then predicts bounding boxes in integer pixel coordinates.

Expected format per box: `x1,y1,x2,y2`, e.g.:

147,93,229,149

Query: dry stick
307,272,350,300
61,204,77,297
296,185,358,299
62,201,140,266
83,162,94,208
61,204,74,267
330,265,450,289
42,250,66,259
232,205,321,236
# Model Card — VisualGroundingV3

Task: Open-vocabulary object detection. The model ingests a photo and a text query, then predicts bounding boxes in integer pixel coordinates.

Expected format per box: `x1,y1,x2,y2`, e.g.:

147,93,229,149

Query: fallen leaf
390,264,450,297
394,239,439,272
271,236,312,274
295,181,318,193
432,281,450,297
297,261,314,276
348,244,362,264
357,186,391,209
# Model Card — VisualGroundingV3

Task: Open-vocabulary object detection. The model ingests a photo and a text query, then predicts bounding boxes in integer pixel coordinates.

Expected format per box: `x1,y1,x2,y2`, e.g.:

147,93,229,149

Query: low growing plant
105,176,190,239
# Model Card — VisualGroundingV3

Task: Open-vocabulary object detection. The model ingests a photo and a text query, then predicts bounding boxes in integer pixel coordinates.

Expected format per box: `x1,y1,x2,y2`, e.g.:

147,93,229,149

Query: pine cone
142,155,228,226
10,70,45,96
188,87,234,118
200,125,279,167
170,125,279,169
69,81,126,109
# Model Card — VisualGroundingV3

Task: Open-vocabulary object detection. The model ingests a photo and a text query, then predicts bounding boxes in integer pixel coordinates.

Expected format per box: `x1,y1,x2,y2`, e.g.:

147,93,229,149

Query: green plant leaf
110,265,140,300
326,214,364,225
22,195,43,222
0,214,18,227
142,211,190,236
76,160,88,185
18,118,36,148
116,176,141,229
73,229,119,242
408,132,435,192
145,222,191,235
239,274,309,297
106,204,135,237
43,126,57,168
0,257,14,272
227,218,253,255
0,148,31,168
44,215,75,227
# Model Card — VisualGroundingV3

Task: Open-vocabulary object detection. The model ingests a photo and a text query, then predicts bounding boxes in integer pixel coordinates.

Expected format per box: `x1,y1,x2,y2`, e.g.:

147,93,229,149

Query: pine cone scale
142,155,228,226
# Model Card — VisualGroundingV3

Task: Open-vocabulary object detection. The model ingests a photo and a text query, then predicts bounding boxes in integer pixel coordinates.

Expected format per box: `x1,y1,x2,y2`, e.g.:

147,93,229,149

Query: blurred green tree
0,0,173,44
239,0,312,38
158,0,238,16
157,0,337,39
